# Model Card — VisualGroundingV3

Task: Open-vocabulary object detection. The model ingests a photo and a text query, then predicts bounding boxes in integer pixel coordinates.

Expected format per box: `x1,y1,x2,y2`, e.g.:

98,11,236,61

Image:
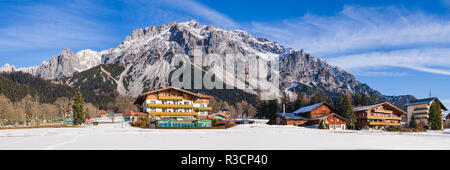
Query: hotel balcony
414,107,428,111
147,104,194,108
373,109,393,114
357,115,402,120
368,121,401,126
414,112,428,116
194,99,204,103
158,96,183,100
194,107,212,111
148,112,197,116
415,114,429,119
369,115,401,120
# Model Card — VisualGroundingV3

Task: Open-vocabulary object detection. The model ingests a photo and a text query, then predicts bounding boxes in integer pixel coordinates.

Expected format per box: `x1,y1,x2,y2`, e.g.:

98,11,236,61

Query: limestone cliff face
33,48,102,80
3,20,383,99
98,20,380,98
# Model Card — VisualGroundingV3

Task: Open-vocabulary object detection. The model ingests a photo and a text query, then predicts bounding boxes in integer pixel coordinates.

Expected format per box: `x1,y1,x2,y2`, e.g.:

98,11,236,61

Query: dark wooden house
269,102,346,130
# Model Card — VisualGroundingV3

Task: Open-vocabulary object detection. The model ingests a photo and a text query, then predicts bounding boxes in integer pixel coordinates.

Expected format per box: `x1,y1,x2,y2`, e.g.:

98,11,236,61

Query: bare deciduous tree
114,95,137,113
85,103,99,118
54,97,71,116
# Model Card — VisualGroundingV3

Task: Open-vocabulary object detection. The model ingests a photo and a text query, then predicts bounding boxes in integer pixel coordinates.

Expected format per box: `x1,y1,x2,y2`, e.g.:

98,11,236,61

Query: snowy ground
0,117,449,150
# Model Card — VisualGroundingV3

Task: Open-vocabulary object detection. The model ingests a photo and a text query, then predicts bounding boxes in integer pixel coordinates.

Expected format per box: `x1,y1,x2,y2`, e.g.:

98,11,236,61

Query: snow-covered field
1,118,449,150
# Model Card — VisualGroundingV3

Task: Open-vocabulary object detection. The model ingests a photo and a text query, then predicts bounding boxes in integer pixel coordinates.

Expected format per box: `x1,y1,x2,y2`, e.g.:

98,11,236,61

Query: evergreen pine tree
281,92,292,113
428,100,443,130
267,99,278,118
361,94,369,106
310,93,324,105
409,114,417,129
353,94,361,106
72,91,85,125
370,94,377,105
292,91,303,110
255,92,263,118
338,93,356,129
326,97,334,108
319,119,329,129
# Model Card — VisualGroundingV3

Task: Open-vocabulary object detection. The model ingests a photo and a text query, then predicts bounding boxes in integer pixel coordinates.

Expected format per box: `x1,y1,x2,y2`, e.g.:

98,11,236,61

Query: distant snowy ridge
1,48,102,79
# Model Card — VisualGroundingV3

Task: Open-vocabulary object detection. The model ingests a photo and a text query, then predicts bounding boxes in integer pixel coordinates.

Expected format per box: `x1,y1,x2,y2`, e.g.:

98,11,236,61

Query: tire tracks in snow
43,134,84,150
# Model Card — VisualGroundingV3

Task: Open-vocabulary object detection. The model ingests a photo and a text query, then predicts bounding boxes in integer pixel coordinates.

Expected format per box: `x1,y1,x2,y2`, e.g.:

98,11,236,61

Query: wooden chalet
269,102,346,130
353,102,406,130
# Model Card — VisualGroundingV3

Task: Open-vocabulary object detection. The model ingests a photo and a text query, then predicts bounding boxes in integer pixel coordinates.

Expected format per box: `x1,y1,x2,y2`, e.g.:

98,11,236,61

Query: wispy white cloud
352,71,408,77
327,48,450,75
163,0,239,29
251,6,450,56
0,1,117,51
133,0,239,29
248,6,450,76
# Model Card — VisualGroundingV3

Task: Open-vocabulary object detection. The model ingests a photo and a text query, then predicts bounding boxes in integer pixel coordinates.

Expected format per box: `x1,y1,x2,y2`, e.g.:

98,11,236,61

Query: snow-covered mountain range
1,20,383,99
1,49,102,80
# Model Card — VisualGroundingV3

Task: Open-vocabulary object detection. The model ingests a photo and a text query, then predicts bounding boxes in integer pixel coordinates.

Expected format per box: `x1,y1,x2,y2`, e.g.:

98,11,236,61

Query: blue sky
1,0,450,113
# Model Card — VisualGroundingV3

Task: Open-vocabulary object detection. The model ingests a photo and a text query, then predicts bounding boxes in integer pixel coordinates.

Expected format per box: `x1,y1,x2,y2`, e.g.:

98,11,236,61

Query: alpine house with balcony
353,102,406,130
405,97,447,129
134,86,213,128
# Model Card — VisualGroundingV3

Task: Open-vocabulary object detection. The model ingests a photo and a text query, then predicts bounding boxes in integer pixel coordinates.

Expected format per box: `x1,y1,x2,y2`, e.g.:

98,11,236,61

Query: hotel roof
276,113,308,120
405,97,436,106
139,86,211,99
405,97,447,111
292,102,337,114
353,102,406,114
134,86,212,105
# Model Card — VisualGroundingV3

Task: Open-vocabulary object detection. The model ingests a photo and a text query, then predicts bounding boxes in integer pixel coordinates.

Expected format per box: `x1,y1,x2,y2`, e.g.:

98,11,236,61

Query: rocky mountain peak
58,48,74,57
0,64,16,72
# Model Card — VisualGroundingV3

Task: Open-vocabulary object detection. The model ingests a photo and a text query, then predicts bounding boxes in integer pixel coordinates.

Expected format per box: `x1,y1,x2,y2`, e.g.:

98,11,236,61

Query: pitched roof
134,86,212,105
134,112,148,116
308,113,347,121
276,113,309,120
98,110,106,115
405,97,448,111
405,97,436,106
140,86,211,98
353,102,406,114
123,110,148,117
293,102,336,114
122,110,135,117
